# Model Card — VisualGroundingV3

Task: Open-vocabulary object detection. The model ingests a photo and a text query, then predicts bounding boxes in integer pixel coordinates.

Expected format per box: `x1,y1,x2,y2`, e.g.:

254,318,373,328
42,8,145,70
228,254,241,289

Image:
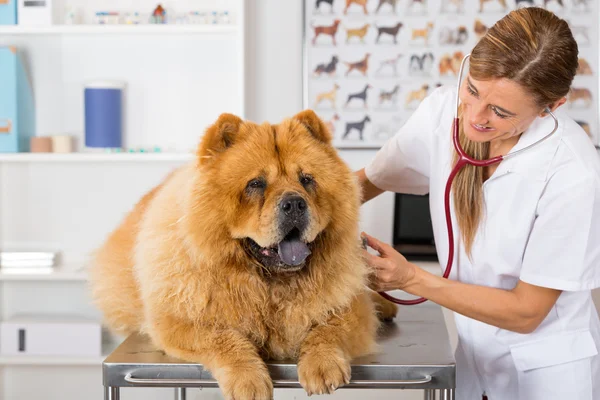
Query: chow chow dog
89,110,397,399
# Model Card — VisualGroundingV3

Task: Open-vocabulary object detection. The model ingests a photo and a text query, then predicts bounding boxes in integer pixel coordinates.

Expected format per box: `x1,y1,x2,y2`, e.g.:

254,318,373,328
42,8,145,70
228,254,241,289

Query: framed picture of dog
302,0,599,149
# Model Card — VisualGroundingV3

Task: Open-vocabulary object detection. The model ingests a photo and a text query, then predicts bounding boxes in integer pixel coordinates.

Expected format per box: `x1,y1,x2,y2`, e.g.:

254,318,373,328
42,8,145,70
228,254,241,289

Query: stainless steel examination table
102,302,456,399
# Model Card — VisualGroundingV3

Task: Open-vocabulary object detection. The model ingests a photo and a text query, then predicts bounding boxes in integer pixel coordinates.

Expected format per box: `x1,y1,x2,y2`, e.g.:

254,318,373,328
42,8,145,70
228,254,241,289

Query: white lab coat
365,85,600,400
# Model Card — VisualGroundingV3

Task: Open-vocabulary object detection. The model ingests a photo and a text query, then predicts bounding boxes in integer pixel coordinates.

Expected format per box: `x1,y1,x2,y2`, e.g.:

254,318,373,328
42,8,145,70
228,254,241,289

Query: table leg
174,388,187,400
104,386,120,400
440,388,455,400
424,389,437,400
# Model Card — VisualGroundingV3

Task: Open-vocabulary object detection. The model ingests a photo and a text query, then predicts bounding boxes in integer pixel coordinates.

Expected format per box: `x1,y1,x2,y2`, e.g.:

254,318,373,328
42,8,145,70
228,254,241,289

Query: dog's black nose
279,194,309,235
280,195,307,217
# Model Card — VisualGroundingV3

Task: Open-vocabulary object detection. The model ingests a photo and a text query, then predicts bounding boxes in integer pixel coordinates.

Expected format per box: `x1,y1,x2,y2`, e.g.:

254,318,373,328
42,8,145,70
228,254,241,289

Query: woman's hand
361,232,417,292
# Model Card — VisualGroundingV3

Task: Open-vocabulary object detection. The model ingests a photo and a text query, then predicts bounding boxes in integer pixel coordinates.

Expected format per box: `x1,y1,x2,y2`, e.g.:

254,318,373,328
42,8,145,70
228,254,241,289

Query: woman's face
458,75,545,144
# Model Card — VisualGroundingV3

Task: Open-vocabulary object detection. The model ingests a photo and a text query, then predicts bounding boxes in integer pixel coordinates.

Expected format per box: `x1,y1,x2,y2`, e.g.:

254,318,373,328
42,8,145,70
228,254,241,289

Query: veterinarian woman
357,7,600,400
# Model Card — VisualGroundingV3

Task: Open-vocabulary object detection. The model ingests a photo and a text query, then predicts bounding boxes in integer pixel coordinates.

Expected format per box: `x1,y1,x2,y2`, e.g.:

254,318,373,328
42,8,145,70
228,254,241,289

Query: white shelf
0,354,105,366
0,24,237,35
0,339,119,366
0,269,88,281
0,152,194,162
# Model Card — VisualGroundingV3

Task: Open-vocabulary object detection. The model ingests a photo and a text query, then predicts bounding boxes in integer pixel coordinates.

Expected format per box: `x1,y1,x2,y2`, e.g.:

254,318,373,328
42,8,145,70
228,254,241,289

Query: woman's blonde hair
453,7,578,255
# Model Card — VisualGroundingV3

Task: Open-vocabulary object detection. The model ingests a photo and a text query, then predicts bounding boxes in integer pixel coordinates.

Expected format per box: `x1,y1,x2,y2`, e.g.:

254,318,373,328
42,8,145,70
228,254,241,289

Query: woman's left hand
361,232,417,292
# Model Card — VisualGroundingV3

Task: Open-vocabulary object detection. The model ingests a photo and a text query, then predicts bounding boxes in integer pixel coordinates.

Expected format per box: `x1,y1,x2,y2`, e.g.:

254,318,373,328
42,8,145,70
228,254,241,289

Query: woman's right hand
361,232,417,292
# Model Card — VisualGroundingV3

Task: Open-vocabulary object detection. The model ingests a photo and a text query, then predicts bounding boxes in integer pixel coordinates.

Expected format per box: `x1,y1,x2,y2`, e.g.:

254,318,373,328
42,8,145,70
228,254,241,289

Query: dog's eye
300,174,314,187
246,178,266,191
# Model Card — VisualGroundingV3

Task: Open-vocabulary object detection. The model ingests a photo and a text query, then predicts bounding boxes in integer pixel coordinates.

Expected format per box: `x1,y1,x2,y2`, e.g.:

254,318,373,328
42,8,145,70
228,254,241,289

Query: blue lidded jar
84,80,126,149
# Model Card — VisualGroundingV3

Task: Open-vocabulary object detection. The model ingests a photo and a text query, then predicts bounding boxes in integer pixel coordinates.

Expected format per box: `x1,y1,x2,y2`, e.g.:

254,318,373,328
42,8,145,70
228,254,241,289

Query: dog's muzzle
277,194,310,266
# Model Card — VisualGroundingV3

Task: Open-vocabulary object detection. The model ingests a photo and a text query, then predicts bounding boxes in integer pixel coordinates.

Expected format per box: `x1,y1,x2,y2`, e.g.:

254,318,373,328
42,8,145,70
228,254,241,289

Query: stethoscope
378,53,560,305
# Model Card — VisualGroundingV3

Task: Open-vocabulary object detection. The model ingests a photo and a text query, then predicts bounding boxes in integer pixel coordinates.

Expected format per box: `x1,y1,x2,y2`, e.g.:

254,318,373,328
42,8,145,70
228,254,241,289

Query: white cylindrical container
51,135,72,153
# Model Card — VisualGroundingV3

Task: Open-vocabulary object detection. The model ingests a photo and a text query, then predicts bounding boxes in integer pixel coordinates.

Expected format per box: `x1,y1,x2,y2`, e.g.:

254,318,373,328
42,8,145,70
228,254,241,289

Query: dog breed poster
303,0,598,149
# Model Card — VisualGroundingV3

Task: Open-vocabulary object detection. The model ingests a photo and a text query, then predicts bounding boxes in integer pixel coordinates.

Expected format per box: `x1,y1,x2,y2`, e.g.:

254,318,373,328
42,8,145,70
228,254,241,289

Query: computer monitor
392,193,437,261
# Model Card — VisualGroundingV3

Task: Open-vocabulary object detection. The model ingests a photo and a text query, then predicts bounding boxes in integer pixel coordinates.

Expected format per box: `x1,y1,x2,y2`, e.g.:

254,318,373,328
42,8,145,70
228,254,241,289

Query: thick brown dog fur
89,110,397,399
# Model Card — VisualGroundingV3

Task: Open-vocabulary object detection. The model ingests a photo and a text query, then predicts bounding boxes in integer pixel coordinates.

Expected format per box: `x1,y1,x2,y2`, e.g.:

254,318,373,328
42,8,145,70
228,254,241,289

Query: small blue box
0,0,17,25
0,47,36,153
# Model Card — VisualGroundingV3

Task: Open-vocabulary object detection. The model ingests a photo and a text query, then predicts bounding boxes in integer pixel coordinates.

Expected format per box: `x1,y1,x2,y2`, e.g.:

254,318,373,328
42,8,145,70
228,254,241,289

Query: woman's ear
541,97,567,116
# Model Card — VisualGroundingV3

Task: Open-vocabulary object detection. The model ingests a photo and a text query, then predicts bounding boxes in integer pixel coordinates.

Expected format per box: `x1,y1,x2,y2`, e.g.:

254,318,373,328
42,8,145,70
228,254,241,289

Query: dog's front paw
370,290,398,321
219,366,273,400
298,348,351,396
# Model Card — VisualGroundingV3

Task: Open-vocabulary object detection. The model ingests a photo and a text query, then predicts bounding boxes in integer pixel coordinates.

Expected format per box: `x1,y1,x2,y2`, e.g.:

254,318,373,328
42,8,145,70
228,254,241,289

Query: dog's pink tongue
278,238,311,266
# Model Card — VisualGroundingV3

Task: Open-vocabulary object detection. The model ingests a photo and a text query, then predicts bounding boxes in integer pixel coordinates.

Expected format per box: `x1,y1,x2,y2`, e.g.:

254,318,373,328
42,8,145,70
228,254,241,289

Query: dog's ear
197,113,243,164
293,109,332,144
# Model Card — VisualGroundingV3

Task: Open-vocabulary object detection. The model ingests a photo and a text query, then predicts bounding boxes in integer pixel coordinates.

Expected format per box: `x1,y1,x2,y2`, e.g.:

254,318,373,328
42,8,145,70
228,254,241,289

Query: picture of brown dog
406,84,430,108
479,0,507,12
577,58,593,75
568,87,593,108
344,53,371,76
345,23,370,43
375,22,403,44
439,51,464,76
90,110,398,399
410,22,434,46
312,19,341,45
474,19,488,39
314,83,341,108
344,0,369,14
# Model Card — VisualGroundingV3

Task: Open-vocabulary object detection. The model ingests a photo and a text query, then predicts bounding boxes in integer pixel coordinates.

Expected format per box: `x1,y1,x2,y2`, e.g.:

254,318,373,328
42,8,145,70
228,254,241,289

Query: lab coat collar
488,111,562,183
